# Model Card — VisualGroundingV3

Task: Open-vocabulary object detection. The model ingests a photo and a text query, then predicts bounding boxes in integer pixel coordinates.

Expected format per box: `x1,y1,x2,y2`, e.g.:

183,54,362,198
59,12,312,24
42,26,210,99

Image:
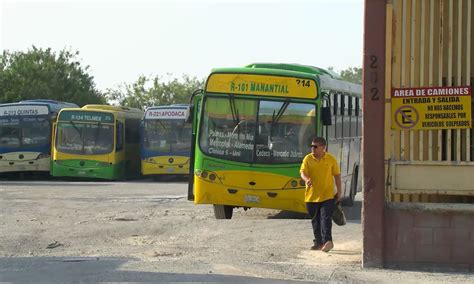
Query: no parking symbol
394,105,419,129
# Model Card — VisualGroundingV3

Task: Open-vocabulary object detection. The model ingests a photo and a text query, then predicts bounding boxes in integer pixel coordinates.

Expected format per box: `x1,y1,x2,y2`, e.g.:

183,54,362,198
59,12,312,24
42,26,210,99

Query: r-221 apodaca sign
391,86,472,130
145,108,189,120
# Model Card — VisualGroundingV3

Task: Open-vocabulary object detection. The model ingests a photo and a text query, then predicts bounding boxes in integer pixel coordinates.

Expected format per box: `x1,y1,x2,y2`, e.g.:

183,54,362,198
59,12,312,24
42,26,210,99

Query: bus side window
326,95,336,140
348,96,354,137
348,96,353,116
336,94,343,139
116,121,124,151
355,97,360,117
340,95,345,116
355,98,360,136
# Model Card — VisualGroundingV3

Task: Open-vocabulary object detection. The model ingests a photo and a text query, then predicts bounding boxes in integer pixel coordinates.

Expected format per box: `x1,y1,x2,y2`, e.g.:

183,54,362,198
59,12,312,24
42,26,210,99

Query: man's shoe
321,241,334,252
310,244,322,250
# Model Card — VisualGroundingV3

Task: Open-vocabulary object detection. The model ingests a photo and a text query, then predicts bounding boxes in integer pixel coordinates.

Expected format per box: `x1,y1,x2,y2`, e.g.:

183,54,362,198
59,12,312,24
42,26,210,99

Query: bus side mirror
321,107,332,126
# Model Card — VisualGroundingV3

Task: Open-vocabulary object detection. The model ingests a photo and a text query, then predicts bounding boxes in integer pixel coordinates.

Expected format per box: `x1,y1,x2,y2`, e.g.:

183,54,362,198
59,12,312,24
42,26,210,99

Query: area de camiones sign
391,86,472,130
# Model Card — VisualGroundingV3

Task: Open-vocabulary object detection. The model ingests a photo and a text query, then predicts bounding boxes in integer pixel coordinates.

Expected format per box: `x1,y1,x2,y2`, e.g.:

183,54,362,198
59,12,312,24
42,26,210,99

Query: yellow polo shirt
299,152,340,203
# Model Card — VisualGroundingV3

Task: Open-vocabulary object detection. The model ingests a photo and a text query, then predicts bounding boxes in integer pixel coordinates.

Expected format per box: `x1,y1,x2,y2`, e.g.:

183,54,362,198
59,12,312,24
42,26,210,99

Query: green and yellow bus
188,63,362,219
51,104,143,180
141,104,192,177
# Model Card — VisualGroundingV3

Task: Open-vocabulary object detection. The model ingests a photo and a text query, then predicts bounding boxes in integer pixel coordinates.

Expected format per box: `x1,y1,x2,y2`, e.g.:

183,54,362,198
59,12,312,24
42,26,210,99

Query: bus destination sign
145,108,189,120
59,111,114,123
391,86,472,130
0,105,49,117
206,73,318,99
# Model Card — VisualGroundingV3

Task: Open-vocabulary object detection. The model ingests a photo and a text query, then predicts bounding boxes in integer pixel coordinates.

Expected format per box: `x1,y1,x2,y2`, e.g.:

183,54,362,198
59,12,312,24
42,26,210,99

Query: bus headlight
209,173,216,181
290,180,298,187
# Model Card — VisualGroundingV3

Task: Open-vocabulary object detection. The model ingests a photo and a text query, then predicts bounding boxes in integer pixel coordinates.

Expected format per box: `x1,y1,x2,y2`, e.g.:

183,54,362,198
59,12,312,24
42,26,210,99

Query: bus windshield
56,122,114,155
199,97,316,164
0,116,50,148
143,120,192,153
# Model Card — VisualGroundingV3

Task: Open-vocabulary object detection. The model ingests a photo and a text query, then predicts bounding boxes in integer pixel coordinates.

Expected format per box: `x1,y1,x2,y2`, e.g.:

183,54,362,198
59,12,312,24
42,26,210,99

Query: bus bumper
0,157,50,173
193,176,307,213
141,157,189,175
51,160,121,180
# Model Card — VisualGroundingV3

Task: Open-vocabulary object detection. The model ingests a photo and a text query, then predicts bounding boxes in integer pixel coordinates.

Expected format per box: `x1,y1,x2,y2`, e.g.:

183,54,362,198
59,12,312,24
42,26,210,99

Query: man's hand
336,192,342,201
306,179,312,187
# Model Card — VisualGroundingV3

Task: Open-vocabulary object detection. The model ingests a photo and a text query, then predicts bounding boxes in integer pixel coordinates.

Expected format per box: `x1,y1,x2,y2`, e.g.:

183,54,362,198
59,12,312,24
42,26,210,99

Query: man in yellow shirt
300,137,341,252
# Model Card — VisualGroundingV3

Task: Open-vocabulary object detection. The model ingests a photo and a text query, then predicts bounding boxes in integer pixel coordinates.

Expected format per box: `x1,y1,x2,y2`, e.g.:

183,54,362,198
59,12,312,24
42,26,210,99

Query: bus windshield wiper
228,95,240,126
156,119,167,130
269,100,289,140
69,120,81,135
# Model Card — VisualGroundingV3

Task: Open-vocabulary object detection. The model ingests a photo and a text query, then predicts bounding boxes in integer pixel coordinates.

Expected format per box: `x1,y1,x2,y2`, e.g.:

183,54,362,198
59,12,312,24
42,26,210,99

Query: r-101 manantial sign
391,86,472,130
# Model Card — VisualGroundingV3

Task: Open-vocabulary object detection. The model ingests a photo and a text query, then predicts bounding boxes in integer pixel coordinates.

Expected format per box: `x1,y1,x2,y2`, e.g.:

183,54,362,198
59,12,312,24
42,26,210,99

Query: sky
1,0,364,92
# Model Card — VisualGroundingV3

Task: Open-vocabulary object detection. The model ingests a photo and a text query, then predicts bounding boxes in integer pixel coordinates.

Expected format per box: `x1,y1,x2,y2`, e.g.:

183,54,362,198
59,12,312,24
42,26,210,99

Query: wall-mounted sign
391,86,472,130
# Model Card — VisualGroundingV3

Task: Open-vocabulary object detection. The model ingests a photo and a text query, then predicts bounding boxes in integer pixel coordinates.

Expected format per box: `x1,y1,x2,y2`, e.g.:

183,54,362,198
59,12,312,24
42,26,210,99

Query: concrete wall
384,204,474,270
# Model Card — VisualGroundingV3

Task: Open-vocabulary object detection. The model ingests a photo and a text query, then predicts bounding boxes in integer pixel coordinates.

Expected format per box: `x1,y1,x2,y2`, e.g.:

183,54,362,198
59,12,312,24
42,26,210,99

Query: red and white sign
145,108,189,120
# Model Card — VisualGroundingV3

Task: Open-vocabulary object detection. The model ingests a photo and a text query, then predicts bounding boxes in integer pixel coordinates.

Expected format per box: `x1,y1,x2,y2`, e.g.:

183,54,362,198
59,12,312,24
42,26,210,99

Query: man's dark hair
312,137,327,146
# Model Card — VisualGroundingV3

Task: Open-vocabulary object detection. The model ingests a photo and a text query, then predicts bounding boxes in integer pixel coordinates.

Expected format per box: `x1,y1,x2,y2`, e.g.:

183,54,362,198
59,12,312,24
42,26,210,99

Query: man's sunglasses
310,145,319,148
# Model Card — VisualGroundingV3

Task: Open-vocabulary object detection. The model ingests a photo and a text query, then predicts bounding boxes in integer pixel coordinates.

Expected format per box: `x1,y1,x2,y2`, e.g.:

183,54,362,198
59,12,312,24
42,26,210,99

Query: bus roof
209,63,362,97
246,63,362,96
0,99,78,114
82,104,143,114
145,104,189,111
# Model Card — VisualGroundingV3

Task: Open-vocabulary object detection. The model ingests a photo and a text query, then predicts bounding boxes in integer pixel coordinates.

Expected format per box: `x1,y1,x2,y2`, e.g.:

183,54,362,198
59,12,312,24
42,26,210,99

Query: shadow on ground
268,200,361,222
0,257,314,283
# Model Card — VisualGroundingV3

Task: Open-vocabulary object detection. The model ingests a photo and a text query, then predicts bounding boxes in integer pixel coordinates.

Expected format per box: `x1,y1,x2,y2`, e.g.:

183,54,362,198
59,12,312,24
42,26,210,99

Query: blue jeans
306,199,335,246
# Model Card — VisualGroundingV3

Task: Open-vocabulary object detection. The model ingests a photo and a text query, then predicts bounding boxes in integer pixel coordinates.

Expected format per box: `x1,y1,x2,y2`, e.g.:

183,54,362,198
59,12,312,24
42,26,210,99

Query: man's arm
300,171,312,187
334,174,342,201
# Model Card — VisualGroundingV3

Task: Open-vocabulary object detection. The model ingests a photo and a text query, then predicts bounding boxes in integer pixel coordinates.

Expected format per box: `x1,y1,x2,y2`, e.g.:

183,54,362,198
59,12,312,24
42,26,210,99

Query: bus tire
341,166,358,207
213,205,233,219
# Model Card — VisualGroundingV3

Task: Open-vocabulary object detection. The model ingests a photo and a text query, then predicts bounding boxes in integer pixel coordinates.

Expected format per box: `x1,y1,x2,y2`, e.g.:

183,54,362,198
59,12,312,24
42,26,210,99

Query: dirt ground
1,179,473,282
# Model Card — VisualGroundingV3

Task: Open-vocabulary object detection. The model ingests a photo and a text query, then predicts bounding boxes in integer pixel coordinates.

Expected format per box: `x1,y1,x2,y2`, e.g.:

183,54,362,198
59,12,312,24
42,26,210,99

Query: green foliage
0,46,105,106
105,74,205,109
327,66,362,85
340,67,362,85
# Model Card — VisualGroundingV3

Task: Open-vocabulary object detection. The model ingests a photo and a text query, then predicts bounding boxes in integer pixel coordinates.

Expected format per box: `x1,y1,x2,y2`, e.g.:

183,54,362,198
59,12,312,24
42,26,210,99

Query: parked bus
51,104,143,180
0,99,78,174
188,63,362,219
141,104,192,177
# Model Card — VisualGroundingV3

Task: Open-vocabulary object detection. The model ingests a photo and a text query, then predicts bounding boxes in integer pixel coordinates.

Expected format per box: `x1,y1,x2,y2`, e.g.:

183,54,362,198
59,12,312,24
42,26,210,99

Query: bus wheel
213,205,233,219
341,166,358,207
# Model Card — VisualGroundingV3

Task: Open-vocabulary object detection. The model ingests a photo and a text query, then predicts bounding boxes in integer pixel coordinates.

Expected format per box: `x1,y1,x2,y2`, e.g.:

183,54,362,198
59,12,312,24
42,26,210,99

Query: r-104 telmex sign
391,86,472,130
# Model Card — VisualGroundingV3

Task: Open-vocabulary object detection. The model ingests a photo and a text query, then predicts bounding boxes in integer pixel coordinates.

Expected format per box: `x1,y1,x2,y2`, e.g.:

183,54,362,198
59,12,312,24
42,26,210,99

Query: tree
105,74,205,109
340,67,362,85
0,46,105,106
327,66,362,85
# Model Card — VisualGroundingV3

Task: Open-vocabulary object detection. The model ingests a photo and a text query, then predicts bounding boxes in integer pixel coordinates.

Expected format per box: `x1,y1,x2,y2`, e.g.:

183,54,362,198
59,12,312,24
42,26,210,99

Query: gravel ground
0,178,473,282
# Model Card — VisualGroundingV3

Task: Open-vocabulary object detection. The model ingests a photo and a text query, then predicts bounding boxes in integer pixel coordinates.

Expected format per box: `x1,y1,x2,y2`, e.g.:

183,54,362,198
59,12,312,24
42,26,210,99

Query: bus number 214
296,79,311,88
